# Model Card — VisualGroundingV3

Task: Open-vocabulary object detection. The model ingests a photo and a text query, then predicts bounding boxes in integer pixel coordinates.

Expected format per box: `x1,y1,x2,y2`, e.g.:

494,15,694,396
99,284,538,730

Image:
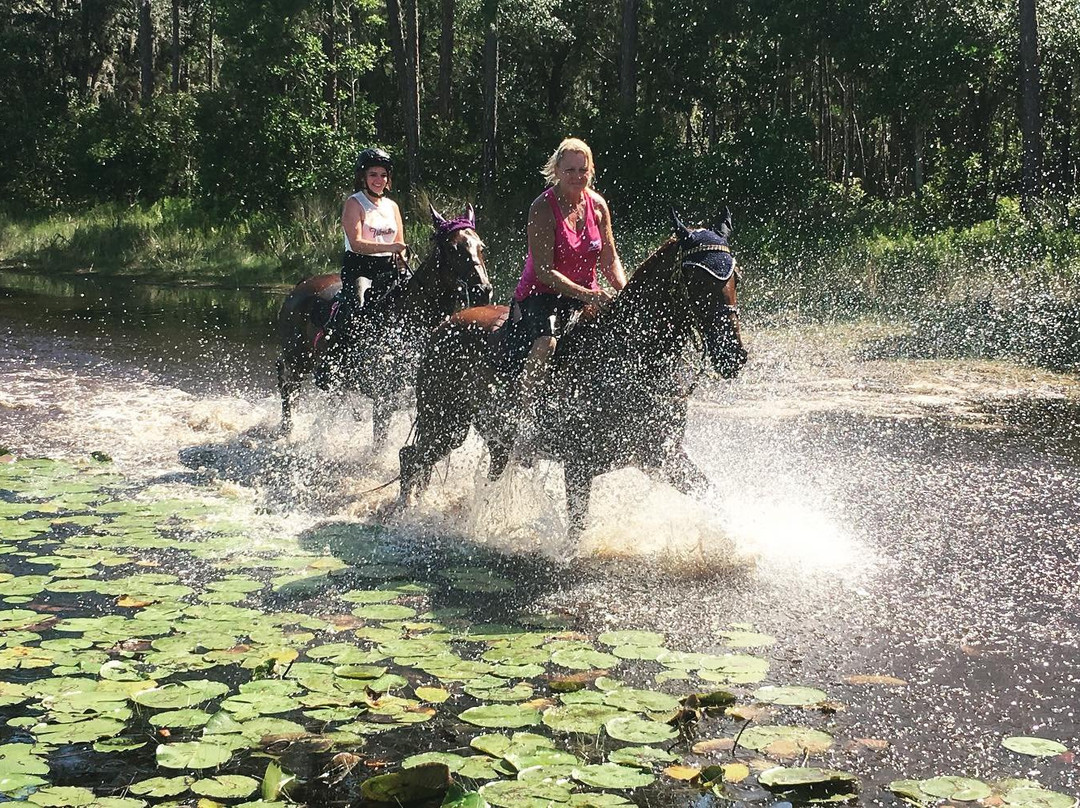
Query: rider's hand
586,288,614,306
389,241,408,255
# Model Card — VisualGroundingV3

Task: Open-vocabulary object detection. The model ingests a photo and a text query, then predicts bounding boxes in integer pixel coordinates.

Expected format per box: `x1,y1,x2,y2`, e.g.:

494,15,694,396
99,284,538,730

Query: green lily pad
415,686,450,703
759,767,859,801
604,715,678,744
156,740,233,770
753,685,828,706
26,786,99,806
505,748,581,771
442,786,488,808
0,743,50,776
361,763,452,802
1002,737,1069,757
568,794,633,807
334,664,389,680
919,776,992,801
607,746,678,768
1002,786,1077,807
597,631,665,648
149,709,212,729
190,775,260,799
459,704,542,729
443,569,516,593
697,654,769,684
738,725,833,756
572,763,654,789
551,648,619,670
603,688,680,713
479,779,573,808
132,680,230,709
543,704,626,734
719,630,776,648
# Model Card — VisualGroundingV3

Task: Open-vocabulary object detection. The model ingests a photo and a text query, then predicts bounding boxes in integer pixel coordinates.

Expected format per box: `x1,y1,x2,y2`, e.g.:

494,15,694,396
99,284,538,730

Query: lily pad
572,763,655,789
753,685,828,706
759,767,859,801
543,704,626,734
156,740,233,770
919,776,992,801
479,779,573,808
132,681,231,709
604,715,678,744
1002,737,1069,757
459,704,542,729
551,648,620,670
25,786,98,806
190,775,260,799
607,746,678,768
603,688,680,713
361,763,452,803
738,725,833,757
597,631,665,648
1002,786,1077,807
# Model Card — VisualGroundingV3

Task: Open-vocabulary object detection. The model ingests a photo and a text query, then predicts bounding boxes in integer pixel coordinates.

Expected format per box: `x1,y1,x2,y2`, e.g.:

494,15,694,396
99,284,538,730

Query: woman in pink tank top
512,137,627,459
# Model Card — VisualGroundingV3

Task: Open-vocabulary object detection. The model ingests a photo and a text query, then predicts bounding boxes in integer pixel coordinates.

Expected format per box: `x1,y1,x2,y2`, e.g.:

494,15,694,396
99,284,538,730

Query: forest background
1,0,1078,331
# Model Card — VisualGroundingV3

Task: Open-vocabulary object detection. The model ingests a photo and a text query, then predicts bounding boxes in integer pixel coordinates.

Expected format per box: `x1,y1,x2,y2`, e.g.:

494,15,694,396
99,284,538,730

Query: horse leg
277,353,304,435
658,445,711,498
371,394,394,450
399,417,470,505
487,440,512,481
563,461,594,550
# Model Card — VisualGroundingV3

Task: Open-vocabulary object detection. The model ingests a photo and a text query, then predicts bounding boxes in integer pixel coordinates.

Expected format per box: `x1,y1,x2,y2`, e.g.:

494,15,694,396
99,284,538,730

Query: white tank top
344,192,397,254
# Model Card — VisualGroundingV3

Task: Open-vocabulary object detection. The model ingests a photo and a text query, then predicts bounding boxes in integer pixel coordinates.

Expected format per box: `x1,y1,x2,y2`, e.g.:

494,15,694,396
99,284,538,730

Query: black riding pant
341,252,397,309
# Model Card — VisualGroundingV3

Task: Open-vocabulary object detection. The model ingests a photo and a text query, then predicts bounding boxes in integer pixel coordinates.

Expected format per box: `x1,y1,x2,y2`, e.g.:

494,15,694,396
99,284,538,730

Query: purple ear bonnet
433,217,476,240
681,228,734,281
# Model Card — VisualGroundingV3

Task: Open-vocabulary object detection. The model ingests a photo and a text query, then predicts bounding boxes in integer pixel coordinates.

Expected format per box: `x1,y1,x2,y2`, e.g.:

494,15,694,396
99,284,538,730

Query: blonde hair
540,138,595,187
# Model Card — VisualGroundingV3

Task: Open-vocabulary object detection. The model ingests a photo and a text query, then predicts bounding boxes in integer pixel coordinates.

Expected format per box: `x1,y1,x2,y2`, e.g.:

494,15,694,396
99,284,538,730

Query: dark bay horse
275,205,492,445
399,209,747,542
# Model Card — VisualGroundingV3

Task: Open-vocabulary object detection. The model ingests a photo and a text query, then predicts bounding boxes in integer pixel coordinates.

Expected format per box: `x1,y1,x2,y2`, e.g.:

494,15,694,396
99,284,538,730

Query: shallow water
2,269,1079,804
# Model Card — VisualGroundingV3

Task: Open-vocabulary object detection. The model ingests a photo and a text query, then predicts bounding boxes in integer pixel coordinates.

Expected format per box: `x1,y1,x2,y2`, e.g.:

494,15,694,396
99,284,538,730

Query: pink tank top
514,187,602,301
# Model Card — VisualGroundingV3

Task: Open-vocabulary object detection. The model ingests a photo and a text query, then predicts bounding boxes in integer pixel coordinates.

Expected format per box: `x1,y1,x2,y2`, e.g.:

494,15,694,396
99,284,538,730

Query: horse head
430,204,493,308
671,207,747,378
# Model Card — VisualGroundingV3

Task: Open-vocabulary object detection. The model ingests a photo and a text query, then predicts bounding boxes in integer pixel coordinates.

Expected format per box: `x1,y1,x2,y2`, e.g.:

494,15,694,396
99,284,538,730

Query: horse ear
429,204,447,227
670,208,690,239
464,203,476,228
712,206,733,237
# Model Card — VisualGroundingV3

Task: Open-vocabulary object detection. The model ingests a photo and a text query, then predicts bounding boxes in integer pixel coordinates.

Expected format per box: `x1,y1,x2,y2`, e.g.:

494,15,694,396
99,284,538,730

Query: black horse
275,205,492,446
399,209,746,542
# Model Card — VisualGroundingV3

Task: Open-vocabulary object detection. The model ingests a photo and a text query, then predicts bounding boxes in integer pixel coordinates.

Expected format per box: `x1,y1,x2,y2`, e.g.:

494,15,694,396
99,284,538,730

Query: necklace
558,193,585,226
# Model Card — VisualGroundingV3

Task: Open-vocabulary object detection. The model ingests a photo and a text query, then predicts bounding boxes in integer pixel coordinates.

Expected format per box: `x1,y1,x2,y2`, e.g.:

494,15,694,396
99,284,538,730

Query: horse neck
579,241,695,363
398,243,457,326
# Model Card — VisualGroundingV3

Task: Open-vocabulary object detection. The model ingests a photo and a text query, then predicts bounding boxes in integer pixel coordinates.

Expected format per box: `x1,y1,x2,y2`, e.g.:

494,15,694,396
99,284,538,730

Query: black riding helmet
356,147,393,174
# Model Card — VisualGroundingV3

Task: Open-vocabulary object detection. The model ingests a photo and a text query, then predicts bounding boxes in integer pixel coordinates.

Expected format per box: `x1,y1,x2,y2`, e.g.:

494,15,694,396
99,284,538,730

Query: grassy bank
3,197,1080,307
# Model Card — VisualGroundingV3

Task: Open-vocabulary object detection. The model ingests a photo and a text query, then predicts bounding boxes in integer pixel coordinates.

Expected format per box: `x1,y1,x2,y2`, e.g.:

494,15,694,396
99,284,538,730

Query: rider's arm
594,192,626,291
528,196,608,304
342,197,407,255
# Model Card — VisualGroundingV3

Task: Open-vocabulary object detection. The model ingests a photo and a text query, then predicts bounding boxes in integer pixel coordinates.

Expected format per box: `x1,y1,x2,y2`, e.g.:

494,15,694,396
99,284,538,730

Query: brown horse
275,205,492,445
399,209,747,542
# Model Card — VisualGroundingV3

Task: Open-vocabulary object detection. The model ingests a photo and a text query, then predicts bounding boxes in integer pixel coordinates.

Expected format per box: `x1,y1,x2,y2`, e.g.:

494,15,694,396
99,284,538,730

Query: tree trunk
1051,69,1072,195
617,0,640,111
207,3,214,91
913,123,924,197
480,0,499,200
437,0,454,119
324,0,338,127
1019,0,1042,211
171,0,180,92
386,0,421,185
139,0,154,104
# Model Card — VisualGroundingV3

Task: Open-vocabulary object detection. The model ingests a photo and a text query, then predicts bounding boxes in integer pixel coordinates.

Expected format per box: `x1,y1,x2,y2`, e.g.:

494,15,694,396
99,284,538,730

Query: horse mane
557,235,680,353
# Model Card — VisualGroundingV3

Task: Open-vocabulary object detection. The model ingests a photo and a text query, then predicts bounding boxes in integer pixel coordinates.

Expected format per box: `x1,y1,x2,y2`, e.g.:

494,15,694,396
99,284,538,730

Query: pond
1,269,1078,807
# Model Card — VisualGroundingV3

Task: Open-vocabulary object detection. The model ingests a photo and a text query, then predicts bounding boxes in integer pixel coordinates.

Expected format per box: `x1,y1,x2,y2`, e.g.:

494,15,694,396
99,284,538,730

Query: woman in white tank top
340,148,408,308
